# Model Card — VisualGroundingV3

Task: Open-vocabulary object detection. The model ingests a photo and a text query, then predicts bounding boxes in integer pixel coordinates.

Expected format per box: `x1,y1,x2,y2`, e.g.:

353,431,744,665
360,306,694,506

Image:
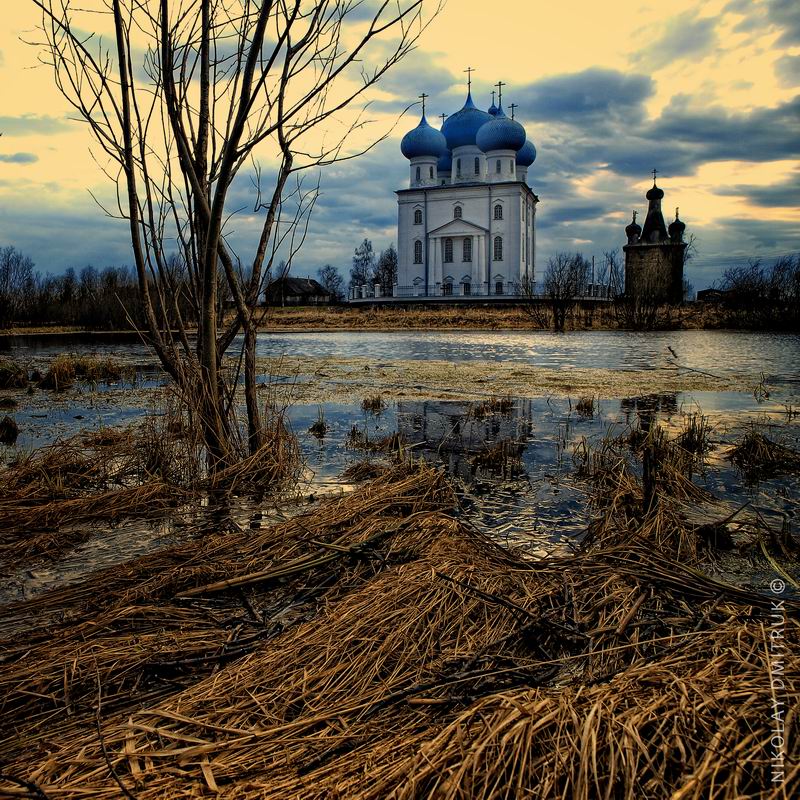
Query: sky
0,0,799,290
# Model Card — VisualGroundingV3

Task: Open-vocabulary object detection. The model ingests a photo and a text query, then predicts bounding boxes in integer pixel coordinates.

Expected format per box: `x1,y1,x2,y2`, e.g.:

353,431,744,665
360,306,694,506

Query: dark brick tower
623,173,687,304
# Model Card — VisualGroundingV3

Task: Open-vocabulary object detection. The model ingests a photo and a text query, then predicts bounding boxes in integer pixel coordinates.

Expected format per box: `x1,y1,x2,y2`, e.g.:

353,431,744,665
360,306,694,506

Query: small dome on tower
516,139,537,167
400,114,447,159
442,92,493,149
668,208,686,240
625,210,641,240
476,106,526,153
487,98,499,116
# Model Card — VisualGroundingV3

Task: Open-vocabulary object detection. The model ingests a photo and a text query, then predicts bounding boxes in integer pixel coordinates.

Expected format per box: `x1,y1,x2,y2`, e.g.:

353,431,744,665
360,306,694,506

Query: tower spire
509,102,518,120
418,93,428,117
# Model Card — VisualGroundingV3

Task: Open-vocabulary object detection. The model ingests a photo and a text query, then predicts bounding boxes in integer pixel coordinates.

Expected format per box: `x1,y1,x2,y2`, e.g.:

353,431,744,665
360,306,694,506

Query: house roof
269,276,330,296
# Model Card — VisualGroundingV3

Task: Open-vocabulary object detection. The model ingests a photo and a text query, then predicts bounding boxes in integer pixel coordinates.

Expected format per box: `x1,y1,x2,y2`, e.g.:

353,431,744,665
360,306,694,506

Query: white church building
350,82,538,301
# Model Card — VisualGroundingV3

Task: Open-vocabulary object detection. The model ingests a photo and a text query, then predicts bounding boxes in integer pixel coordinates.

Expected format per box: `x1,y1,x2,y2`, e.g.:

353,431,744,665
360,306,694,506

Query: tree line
0,246,151,329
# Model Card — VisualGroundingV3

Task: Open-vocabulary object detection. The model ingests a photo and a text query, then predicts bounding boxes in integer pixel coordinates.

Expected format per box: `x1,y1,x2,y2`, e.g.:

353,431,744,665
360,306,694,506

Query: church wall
623,243,685,304
397,182,533,295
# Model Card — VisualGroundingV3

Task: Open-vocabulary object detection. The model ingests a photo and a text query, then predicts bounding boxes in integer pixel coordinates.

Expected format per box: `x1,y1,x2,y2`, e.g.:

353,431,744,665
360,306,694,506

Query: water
5,330,800,386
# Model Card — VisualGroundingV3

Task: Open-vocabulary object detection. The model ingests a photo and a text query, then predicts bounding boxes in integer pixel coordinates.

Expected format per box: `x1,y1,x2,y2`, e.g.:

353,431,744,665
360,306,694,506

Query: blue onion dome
646,182,664,201
488,100,499,116
516,139,537,166
476,106,526,153
668,209,685,239
437,150,452,172
626,210,641,239
400,114,447,159
442,91,493,149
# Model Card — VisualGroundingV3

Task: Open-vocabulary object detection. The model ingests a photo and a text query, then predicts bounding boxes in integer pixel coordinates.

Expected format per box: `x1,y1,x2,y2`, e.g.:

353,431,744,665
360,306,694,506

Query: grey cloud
0,114,72,136
0,152,39,164
631,13,718,70
775,54,800,87
718,172,800,207
514,69,654,126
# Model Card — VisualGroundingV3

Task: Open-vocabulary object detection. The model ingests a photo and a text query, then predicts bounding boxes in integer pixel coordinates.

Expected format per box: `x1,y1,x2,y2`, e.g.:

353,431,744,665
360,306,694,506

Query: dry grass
361,393,387,414
469,395,514,419
0,359,27,389
575,395,595,417
0,415,18,445
728,427,800,482
308,407,328,439
38,354,126,391
0,412,797,798
0,454,795,798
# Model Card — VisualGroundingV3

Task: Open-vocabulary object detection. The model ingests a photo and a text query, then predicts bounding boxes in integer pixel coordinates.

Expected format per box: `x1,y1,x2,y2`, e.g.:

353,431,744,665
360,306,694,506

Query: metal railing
347,282,614,301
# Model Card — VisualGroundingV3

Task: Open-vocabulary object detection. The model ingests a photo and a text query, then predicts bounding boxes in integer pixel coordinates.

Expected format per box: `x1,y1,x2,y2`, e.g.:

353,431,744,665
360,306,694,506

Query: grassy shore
1,302,721,335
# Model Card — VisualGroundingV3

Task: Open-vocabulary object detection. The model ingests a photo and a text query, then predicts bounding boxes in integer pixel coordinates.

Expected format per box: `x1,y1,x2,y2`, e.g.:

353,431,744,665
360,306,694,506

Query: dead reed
0,415,18,445
728,427,800,482
469,395,514,419
308,407,328,439
0,359,27,390
575,394,595,417
361,393,387,414
38,354,126,391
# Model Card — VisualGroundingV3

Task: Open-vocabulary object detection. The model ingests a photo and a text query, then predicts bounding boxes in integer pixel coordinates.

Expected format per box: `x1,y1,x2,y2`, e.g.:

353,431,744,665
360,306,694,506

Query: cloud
725,0,800,45
516,69,654,125
775,54,800,87
0,152,38,164
631,13,718,70
717,172,800,207
0,114,72,136
649,95,800,165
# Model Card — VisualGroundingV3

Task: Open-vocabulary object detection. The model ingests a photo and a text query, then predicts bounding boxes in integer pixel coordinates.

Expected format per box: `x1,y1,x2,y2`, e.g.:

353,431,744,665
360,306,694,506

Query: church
350,78,539,300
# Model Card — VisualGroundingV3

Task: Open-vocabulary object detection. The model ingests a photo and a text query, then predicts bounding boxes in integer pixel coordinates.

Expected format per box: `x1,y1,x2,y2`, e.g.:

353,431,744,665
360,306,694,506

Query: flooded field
2,372,798,604
1,332,798,799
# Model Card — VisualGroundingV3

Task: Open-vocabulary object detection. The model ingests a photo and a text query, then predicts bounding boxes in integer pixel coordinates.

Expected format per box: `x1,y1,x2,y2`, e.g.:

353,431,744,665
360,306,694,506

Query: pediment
429,218,488,236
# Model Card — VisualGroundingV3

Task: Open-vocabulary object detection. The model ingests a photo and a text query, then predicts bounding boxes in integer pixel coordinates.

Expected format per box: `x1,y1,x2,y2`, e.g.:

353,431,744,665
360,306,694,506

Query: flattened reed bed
1,456,798,799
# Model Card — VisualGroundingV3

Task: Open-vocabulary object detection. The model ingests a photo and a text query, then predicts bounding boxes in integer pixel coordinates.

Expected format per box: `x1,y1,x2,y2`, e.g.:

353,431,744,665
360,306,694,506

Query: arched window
429,166,434,179
442,281,453,296
414,240,423,264
493,236,503,261
474,157,480,175
463,281,472,296
415,166,420,181
462,238,472,262
444,238,453,263
456,158,461,177
495,280,504,295
510,159,514,173
414,209,422,225
496,159,501,174
453,206,462,219
494,204,503,220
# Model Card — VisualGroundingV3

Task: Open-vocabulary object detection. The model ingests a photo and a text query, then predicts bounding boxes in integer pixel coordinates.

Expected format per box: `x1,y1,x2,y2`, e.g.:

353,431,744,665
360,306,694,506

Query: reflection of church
350,76,539,301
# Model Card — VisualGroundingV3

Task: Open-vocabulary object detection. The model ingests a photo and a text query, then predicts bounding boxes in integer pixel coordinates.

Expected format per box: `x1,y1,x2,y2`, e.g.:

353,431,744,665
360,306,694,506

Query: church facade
350,83,539,301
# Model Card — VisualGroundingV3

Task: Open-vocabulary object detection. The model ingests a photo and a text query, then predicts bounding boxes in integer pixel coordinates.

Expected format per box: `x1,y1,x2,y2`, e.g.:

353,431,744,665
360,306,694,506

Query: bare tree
33,0,436,466
0,246,36,328
317,263,344,302
542,253,589,332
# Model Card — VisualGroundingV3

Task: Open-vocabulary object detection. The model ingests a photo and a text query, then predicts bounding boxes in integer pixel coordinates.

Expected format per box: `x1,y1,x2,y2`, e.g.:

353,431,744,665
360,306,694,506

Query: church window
496,159,501,174
415,166,420,181
429,166,434,179
493,236,503,261
414,209,422,224
495,280,504,295
474,157,480,175
414,240,423,264
463,282,472,296
510,160,514,173
463,238,472,262
453,206,462,219
456,158,461,177
444,238,453,263
443,281,453,296
494,204,503,220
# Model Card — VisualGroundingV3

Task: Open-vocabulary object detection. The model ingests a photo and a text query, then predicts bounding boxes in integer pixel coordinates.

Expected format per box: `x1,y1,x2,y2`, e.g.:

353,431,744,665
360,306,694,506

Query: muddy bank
259,353,755,404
